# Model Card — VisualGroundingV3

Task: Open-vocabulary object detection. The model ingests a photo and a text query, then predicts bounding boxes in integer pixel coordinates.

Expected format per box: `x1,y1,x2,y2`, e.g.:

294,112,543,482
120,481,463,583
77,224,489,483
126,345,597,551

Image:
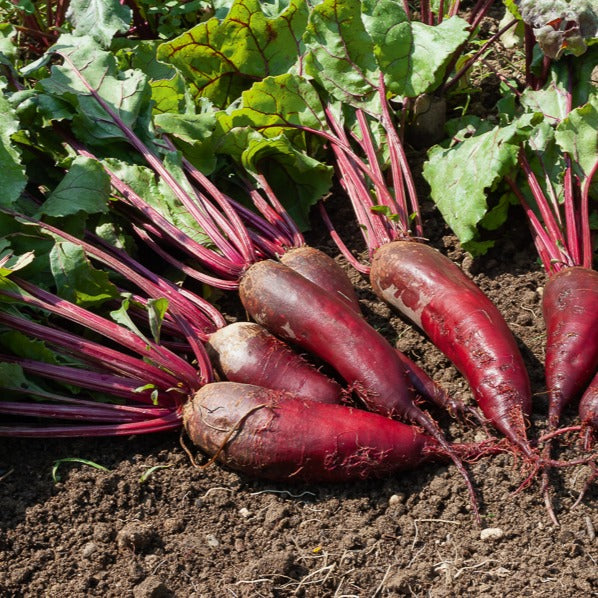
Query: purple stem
518,152,569,255
59,55,253,271
437,0,446,24
325,111,392,249
0,411,182,438
160,136,256,263
468,0,494,31
0,311,185,393
318,203,371,274
181,157,293,253
377,75,423,238
171,313,214,386
331,142,388,252
70,143,242,280
2,355,175,404
85,231,227,332
355,109,406,228
448,0,460,18
581,159,598,269
563,154,581,265
442,18,518,93
0,401,169,423
10,277,199,387
505,176,566,274
14,211,224,337
130,223,240,291
253,173,304,248
421,0,431,26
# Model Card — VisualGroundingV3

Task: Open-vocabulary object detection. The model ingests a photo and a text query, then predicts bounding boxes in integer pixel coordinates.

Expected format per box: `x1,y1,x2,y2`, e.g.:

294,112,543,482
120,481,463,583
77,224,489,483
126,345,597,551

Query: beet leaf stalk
6,209,348,405
506,148,598,441
0,256,206,437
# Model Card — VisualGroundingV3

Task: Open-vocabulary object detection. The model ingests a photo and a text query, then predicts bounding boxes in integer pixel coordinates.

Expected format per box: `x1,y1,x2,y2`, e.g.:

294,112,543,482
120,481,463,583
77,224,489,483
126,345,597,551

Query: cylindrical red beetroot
206,322,342,403
280,246,361,312
370,240,532,453
239,260,416,420
183,382,438,482
543,267,598,427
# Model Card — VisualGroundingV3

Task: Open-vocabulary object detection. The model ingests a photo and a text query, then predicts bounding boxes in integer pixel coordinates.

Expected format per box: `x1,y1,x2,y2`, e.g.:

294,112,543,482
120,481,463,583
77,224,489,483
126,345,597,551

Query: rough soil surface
0,11,597,597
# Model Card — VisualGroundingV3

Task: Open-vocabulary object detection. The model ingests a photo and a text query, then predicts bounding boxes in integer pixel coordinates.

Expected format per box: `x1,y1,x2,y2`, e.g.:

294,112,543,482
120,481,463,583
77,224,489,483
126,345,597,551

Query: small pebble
480,527,504,541
238,507,251,518
585,516,595,541
206,534,219,548
144,554,161,570
388,493,405,506
116,522,154,552
132,576,169,598
162,517,182,534
81,542,98,559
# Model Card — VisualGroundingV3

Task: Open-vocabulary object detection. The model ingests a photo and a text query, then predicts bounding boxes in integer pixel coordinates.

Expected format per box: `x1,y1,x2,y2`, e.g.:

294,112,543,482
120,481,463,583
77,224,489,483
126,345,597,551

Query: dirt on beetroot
1,191,596,597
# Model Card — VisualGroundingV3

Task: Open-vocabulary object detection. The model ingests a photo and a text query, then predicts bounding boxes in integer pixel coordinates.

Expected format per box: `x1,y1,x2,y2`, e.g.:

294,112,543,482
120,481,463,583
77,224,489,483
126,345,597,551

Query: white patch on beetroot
375,282,428,328
208,339,247,375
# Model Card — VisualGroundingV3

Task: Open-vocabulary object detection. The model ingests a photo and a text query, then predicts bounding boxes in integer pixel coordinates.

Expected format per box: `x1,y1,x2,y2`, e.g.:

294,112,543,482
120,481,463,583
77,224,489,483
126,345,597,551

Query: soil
1,9,597,598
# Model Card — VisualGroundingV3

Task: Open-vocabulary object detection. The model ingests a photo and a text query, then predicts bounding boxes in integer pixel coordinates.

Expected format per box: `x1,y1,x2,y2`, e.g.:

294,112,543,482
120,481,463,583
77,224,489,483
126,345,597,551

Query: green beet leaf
65,0,132,48
218,74,329,153
303,0,379,111
0,362,48,395
0,85,27,209
104,156,212,247
0,331,59,365
0,23,17,66
38,35,153,147
157,0,308,108
147,298,169,344
423,116,536,253
115,40,195,115
240,133,333,230
154,110,218,174
555,95,598,195
49,241,120,307
363,1,469,98
35,156,111,218
109,294,152,346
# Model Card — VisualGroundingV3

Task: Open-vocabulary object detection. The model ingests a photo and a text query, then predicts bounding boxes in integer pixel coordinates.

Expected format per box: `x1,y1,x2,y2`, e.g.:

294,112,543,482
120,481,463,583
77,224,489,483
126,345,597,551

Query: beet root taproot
543,267,598,429
279,246,482,421
370,240,532,455
183,381,443,482
206,322,342,404
579,372,598,446
280,246,361,312
238,259,418,420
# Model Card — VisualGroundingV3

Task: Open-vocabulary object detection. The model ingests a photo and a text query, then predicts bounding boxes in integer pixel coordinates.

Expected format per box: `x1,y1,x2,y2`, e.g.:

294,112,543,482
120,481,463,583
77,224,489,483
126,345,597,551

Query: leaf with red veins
303,0,379,111
156,0,308,109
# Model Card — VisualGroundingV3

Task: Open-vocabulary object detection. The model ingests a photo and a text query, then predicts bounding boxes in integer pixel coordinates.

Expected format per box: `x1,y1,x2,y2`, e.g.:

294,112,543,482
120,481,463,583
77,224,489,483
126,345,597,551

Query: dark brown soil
1,194,596,597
